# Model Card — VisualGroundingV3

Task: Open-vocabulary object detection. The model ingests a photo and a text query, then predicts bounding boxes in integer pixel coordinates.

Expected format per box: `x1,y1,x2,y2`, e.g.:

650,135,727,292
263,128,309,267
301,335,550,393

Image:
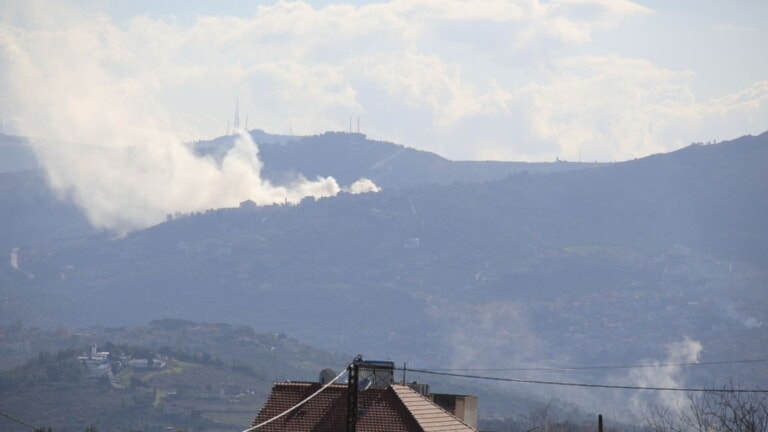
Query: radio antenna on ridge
233,98,241,130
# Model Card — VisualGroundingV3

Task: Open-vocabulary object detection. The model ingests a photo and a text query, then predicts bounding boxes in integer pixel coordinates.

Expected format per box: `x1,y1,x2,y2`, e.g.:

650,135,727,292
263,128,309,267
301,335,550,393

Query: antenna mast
233,98,241,131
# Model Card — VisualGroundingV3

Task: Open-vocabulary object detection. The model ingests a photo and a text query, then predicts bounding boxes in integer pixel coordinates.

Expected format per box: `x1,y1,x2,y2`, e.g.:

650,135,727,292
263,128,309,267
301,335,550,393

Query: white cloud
519,55,698,160
515,0,653,47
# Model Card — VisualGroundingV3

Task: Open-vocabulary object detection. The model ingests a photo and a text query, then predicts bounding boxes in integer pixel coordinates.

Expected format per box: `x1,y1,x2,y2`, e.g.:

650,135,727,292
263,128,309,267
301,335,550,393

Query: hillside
1,131,766,418
0,134,38,174
0,129,597,251
0,321,347,432
0,321,563,432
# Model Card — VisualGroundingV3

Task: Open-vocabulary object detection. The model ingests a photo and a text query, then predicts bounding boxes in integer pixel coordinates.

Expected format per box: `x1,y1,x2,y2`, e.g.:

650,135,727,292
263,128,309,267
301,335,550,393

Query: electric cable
0,408,38,431
423,357,768,373
242,366,348,432
403,368,768,393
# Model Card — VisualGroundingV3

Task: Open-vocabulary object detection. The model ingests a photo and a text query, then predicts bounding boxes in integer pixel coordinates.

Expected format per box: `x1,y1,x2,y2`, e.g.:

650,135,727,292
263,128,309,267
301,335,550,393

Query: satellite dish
358,377,372,392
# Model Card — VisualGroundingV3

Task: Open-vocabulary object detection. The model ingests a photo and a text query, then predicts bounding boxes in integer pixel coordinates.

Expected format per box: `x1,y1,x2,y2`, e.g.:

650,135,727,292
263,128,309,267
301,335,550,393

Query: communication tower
233,98,241,130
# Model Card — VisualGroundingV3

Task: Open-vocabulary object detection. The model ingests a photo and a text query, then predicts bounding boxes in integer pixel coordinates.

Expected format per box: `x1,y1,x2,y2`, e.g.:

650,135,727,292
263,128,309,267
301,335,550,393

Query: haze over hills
1,130,767,419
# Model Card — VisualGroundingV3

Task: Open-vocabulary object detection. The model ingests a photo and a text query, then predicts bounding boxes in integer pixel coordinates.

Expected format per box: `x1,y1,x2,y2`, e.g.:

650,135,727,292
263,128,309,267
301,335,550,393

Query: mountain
194,129,603,188
0,129,598,252
0,134,96,252
0,134,38,174
1,130,766,417
0,170,95,252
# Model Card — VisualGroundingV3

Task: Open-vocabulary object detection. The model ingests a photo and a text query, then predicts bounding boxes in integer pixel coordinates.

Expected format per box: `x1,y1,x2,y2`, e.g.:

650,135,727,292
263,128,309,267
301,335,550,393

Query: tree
647,386,768,432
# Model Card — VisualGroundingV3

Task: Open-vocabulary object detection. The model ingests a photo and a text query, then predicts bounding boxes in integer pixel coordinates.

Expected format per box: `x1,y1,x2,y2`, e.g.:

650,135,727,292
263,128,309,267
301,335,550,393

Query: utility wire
0,408,37,431
242,366,348,432
424,357,768,373
404,368,768,393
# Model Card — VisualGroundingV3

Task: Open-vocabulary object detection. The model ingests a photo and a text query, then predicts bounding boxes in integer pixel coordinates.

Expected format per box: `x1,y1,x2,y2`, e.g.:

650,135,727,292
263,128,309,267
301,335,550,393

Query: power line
242,365,348,432
403,368,768,393
424,358,768,373
0,408,37,431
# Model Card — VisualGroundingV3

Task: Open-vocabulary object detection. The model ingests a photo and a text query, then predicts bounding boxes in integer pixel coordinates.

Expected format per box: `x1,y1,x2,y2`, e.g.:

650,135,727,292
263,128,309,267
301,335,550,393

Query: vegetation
647,386,768,432
0,321,347,432
0,350,86,391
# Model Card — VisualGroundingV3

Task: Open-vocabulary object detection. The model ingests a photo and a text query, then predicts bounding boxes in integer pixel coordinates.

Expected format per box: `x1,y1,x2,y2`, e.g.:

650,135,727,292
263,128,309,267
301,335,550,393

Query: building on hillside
250,357,477,432
77,343,112,379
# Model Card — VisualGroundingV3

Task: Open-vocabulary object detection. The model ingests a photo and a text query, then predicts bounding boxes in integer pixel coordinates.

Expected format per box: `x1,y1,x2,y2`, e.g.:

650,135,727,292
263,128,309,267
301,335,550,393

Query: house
77,343,112,379
249,358,477,432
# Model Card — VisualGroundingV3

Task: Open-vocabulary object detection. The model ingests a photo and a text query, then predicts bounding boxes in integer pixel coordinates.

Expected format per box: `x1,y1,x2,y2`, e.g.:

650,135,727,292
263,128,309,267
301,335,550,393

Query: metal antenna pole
346,356,362,432
234,98,241,130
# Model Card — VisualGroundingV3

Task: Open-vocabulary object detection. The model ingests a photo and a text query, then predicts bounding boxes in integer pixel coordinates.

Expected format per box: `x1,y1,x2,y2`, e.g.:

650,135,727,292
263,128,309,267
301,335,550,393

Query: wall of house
431,393,478,429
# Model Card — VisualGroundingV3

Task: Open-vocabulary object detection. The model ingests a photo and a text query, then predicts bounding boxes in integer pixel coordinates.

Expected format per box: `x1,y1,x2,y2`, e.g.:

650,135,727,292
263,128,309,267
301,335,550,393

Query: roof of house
251,382,476,432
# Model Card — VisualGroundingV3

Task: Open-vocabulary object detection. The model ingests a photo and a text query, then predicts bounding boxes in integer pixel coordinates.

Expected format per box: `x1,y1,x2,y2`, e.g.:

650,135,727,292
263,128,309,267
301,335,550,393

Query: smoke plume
626,337,703,415
0,7,378,234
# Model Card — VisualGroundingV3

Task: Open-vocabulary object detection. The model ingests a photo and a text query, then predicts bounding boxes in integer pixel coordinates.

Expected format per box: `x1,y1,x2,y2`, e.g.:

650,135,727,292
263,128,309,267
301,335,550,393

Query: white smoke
722,302,763,329
626,337,703,415
0,7,378,234
30,129,372,233
434,300,544,369
344,178,381,194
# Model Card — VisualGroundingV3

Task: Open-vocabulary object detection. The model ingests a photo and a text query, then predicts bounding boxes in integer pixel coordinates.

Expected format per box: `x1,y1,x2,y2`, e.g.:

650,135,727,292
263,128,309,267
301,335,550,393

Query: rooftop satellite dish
358,377,372,392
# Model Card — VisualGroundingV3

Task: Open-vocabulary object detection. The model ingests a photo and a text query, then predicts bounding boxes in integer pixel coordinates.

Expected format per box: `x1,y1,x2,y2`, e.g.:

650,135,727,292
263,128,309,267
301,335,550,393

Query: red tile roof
251,382,476,432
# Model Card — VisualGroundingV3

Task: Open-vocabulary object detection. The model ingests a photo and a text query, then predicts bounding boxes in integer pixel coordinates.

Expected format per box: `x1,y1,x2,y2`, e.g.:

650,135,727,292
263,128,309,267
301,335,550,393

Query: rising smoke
625,337,703,416
28,129,379,234
0,5,378,234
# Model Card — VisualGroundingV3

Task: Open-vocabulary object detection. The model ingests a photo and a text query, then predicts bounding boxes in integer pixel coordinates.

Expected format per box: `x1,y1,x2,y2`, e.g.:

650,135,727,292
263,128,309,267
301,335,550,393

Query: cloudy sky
1,0,766,163
0,0,766,231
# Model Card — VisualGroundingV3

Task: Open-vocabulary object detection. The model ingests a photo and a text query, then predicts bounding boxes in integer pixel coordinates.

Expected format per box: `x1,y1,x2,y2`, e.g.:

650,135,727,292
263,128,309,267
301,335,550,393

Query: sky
1,0,766,162
0,0,766,230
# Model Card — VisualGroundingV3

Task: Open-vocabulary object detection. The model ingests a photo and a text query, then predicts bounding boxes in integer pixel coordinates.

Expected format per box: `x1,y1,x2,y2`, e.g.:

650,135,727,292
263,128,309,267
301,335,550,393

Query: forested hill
3,132,765,388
